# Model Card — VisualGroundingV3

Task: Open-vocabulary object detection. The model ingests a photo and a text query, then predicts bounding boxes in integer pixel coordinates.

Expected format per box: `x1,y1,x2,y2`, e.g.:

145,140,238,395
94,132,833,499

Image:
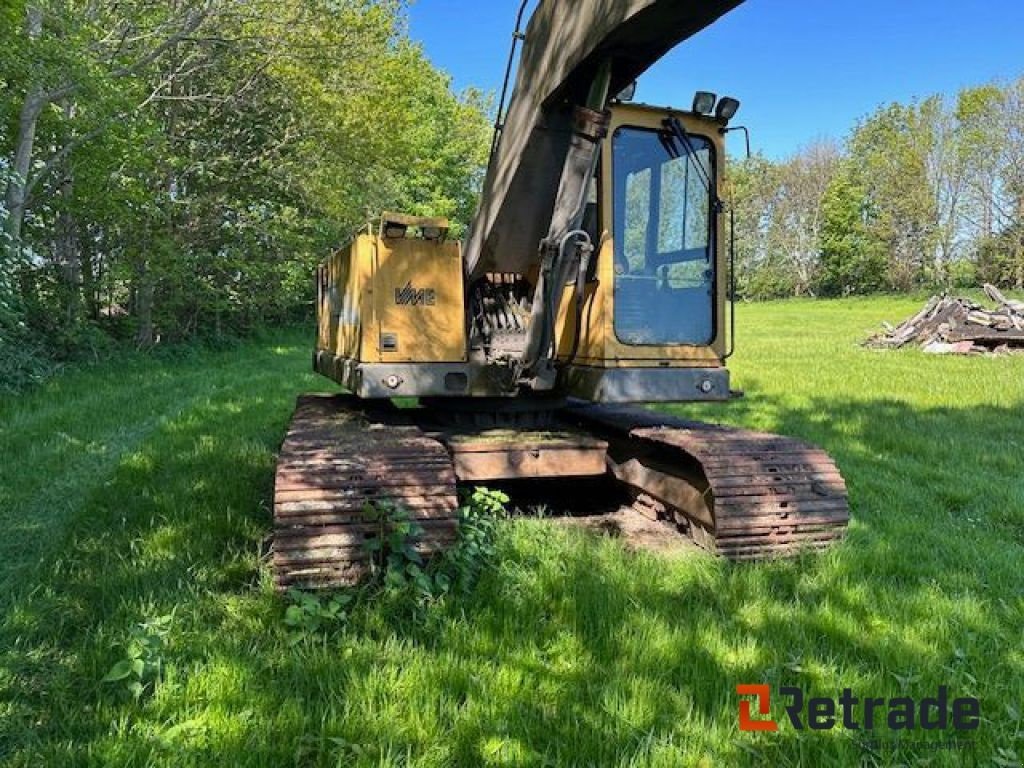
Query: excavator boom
465,0,743,280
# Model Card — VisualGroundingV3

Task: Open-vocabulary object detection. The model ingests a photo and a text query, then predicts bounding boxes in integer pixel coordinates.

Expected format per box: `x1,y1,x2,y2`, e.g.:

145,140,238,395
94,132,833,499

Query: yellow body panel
318,234,466,366
317,236,373,362
371,236,466,363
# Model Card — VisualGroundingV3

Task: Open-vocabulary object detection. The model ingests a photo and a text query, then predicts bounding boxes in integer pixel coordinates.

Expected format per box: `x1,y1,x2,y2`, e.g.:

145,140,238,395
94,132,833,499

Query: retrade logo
737,685,981,733
737,684,778,732
394,282,436,307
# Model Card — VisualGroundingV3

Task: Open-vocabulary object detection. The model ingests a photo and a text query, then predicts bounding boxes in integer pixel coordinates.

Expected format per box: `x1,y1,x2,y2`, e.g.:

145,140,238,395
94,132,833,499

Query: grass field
1,297,1022,767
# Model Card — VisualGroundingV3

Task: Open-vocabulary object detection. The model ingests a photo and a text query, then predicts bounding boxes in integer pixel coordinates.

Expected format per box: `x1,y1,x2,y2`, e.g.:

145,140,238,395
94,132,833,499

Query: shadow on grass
1,389,1021,766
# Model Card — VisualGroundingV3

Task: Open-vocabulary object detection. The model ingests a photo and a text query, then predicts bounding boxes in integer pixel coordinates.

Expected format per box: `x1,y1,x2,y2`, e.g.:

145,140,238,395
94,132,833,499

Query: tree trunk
1016,195,1024,290
54,108,81,327
135,259,155,348
4,94,45,253
80,234,100,322
2,6,45,252
55,208,81,326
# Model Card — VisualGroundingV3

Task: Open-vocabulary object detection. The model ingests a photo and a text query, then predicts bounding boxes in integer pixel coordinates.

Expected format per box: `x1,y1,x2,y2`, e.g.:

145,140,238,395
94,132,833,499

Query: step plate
441,431,608,481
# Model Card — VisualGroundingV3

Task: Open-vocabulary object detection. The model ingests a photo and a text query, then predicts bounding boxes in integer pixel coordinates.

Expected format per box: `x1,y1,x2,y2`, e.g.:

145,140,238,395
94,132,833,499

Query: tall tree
818,160,887,296
2,1,211,251
956,85,1005,243
999,79,1024,286
847,102,938,290
766,140,840,296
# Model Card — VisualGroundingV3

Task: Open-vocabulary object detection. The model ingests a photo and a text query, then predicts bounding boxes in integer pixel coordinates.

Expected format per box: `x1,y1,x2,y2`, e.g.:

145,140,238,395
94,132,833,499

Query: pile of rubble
866,284,1024,355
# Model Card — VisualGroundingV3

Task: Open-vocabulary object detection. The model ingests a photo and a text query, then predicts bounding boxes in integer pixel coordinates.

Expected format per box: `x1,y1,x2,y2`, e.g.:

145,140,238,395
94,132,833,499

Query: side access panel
370,237,467,364
314,233,473,398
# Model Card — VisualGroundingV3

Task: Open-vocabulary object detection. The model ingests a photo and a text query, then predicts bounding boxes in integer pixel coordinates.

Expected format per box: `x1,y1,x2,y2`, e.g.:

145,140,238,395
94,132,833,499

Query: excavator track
566,403,849,559
272,394,458,590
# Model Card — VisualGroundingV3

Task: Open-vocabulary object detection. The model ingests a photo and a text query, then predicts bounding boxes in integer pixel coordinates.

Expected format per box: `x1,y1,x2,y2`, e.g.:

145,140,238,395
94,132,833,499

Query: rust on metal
272,395,458,590
442,430,608,481
609,456,713,529
566,403,850,559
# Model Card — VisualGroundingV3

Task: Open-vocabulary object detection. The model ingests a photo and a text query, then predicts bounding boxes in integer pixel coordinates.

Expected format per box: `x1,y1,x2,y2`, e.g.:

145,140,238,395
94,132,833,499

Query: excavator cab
555,103,730,403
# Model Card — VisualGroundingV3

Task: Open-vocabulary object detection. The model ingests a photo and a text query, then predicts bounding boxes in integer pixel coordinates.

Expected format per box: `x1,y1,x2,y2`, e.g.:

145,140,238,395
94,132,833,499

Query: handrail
487,0,532,170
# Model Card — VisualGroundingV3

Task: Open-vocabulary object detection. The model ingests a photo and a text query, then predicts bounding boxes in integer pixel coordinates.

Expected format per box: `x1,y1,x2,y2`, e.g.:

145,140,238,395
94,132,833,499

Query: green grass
1,300,1022,767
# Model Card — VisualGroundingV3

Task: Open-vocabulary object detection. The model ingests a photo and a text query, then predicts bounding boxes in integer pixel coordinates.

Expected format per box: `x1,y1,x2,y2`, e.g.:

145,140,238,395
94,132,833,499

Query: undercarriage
272,395,849,590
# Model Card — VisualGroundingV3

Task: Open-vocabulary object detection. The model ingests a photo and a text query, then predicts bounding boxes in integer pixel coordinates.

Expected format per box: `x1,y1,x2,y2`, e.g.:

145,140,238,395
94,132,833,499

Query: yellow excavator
272,0,849,589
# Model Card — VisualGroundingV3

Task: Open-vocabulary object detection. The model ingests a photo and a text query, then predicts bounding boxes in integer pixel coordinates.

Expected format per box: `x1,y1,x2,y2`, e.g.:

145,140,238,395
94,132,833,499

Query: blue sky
408,0,1024,160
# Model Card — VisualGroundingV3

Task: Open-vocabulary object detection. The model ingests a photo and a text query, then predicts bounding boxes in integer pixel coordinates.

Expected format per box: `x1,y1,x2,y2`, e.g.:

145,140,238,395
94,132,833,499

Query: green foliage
727,154,782,300
359,487,510,603
1,174,24,332
818,162,888,296
0,331,58,394
946,257,979,290
847,101,940,292
440,487,510,594
734,80,1024,297
466,487,509,518
361,499,434,594
283,589,350,644
101,614,172,700
1,182,58,391
278,487,510,646
975,224,1024,287
2,0,492,358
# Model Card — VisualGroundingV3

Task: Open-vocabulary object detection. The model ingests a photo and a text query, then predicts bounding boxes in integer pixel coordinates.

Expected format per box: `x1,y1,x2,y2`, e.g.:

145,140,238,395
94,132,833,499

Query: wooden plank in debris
945,327,1024,343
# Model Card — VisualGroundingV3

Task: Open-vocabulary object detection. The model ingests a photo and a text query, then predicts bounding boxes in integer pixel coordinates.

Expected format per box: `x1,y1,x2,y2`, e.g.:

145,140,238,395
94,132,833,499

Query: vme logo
394,282,436,307
737,684,981,733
